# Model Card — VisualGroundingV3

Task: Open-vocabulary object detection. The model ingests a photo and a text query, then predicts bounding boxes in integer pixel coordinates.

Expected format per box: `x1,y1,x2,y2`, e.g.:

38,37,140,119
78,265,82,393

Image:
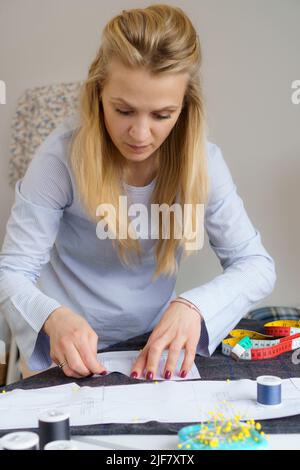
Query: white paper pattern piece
95,350,201,380
1,378,300,430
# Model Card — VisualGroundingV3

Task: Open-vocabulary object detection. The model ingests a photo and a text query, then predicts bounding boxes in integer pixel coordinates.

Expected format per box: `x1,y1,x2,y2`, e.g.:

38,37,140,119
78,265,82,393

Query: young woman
0,5,276,380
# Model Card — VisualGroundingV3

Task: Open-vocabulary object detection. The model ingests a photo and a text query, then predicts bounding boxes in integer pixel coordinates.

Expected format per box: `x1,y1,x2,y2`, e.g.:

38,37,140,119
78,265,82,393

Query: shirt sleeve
179,143,276,357
0,132,73,370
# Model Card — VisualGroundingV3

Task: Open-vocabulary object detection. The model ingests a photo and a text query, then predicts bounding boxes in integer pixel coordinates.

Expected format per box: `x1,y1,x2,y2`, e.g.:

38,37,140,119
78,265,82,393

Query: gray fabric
1,319,300,436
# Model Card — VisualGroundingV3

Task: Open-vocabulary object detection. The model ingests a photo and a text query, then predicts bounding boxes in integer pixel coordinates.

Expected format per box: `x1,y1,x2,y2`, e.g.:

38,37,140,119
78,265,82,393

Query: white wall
0,0,299,326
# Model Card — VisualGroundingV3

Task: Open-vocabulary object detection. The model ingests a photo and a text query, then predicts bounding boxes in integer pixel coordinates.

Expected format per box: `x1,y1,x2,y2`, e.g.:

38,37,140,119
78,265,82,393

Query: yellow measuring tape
222,320,300,360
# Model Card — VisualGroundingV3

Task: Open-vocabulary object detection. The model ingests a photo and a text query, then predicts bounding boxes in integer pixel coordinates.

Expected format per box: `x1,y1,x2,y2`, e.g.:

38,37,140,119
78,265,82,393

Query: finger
54,354,85,379
78,335,107,375
129,327,169,379
143,338,167,380
178,343,197,378
130,347,148,379
64,343,92,376
62,365,84,379
163,338,185,380
86,334,108,375
89,332,98,356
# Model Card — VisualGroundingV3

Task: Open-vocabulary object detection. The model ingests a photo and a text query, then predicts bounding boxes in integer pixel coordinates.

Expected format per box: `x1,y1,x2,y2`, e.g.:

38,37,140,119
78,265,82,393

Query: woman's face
101,59,189,164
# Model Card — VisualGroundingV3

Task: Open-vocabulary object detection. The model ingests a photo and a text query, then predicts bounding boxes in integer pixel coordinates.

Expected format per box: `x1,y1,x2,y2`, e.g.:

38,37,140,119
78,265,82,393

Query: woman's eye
115,109,171,120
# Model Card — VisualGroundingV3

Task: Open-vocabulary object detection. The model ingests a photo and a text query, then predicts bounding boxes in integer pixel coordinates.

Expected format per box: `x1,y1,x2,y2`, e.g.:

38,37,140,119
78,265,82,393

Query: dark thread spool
38,409,70,450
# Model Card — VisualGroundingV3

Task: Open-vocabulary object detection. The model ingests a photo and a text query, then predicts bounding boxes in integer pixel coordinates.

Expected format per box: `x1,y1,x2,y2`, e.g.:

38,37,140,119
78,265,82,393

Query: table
72,434,300,450
1,319,300,449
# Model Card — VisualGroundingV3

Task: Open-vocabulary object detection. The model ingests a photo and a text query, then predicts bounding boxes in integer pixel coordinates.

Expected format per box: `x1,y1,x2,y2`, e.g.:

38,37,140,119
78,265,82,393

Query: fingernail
100,370,107,375
146,371,153,380
165,370,171,380
130,371,138,379
180,370,187,378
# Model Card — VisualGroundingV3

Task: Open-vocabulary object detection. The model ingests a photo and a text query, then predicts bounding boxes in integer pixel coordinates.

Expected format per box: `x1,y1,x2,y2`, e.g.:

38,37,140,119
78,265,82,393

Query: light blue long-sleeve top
0,114,276,370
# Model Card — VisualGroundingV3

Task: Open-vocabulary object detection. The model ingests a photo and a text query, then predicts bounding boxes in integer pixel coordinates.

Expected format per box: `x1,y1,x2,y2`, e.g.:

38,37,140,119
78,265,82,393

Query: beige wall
0,0,299,342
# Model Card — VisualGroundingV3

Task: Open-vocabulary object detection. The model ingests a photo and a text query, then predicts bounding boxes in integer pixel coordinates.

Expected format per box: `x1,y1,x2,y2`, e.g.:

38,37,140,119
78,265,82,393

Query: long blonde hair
70,4,210,280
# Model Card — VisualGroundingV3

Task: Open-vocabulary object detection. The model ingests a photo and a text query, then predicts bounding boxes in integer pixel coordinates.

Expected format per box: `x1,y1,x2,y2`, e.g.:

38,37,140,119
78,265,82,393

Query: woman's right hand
43,306,107,378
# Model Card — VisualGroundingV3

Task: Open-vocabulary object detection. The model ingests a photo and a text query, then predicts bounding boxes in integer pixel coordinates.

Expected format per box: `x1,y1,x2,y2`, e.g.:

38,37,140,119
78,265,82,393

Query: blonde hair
70,4,210,280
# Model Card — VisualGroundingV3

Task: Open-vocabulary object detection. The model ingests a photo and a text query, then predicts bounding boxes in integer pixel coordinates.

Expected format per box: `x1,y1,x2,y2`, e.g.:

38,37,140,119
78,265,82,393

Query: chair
5,337,20,385
9,80,82,187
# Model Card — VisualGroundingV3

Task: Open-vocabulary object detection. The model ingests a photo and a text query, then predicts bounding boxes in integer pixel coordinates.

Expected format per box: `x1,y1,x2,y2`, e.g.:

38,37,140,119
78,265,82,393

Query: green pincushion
177,418,268,450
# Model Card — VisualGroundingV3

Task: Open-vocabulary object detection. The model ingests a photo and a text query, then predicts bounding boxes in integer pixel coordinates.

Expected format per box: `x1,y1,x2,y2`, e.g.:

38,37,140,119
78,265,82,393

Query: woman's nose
129,119,151,143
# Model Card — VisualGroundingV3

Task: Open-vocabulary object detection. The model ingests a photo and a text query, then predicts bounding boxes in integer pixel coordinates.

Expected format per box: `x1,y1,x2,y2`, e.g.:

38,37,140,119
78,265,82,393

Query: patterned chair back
9,81,83,187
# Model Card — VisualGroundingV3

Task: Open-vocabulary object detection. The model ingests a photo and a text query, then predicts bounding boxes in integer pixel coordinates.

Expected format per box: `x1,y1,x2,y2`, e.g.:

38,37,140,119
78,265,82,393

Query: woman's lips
127,144,149,148
127,144,150,152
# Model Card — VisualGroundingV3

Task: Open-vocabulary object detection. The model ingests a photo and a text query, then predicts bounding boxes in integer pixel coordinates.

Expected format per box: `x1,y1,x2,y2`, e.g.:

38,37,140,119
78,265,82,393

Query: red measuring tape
222,320,300,360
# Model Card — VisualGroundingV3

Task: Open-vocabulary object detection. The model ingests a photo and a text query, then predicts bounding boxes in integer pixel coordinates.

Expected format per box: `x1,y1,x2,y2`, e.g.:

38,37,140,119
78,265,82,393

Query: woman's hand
129,301,202,380
43,306,107,378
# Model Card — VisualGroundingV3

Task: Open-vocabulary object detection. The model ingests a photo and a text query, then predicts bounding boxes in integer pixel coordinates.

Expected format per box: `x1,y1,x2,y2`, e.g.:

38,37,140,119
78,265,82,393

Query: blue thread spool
257,375,282,406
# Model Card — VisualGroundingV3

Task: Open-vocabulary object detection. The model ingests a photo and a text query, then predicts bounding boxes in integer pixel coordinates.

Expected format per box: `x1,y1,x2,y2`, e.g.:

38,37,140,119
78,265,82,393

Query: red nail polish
180,370,187,378
100,370,107,375
130,371,138,379
165,370,171,380
146,371,153,380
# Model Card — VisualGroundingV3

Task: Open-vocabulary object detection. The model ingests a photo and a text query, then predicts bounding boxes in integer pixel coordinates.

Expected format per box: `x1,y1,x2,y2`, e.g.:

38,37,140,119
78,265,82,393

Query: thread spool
1,431,39,450
44,440,78,450
38,409,70,450
257,375,282,406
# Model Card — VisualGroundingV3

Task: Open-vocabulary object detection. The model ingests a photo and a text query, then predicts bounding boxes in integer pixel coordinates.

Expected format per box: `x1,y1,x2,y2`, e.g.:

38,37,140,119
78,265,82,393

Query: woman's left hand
129,301,202,380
